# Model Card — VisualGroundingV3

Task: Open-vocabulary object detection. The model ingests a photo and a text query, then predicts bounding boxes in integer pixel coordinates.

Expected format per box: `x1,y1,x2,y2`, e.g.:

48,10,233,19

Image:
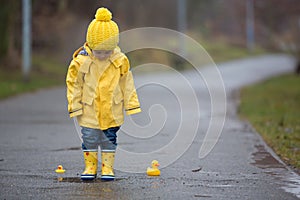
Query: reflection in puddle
54,176,132,199
251,144,300,198
282,175,300,199
251,145,285,169
55,177,127,183
52,147,81,152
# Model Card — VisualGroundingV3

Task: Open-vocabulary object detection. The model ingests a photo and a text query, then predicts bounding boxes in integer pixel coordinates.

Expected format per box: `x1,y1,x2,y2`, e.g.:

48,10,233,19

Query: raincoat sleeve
119,57,142,115
66,59,83,117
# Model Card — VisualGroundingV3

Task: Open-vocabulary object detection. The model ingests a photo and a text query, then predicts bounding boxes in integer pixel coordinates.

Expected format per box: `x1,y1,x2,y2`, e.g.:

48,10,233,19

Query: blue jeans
81,126,119,151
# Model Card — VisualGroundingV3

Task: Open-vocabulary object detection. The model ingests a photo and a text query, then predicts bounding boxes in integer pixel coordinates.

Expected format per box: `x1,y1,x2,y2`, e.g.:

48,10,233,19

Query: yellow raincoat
66,43,141,130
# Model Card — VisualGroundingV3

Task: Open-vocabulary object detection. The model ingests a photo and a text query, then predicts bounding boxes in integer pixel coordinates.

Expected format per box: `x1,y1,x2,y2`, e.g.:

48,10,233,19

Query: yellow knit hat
86,7,119,50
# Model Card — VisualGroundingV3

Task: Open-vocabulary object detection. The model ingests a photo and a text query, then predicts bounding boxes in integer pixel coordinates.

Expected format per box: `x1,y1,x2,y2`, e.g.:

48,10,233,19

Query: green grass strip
0,55,67,99
239,74,300,170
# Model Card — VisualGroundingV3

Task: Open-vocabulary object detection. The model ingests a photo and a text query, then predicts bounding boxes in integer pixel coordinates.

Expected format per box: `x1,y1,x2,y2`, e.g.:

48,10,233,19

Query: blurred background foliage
0,0,299,83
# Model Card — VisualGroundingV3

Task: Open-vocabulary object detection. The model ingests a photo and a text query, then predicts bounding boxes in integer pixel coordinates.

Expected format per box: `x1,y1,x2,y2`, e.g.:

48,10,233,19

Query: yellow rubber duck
55,165,66,174
147,160,160,176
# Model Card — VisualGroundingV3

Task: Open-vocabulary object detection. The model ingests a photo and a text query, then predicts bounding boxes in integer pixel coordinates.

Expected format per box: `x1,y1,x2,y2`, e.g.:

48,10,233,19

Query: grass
188,33,267,63
203,42,266,63
239,74,300,170
0,54,67,99
128,40,266,73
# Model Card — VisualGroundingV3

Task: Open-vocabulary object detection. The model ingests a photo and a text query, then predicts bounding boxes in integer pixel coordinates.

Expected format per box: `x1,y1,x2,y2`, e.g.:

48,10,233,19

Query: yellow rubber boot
81,150,98,180
101,150,115,181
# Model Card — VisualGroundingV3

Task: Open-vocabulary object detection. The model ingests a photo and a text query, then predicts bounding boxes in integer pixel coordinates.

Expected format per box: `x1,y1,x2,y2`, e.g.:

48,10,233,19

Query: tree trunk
0,0,11,63
0,1,21,69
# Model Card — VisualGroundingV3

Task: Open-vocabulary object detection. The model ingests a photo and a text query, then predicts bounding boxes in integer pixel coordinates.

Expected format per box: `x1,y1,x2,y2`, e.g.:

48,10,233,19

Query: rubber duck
55,165,66,174
147,160,160,176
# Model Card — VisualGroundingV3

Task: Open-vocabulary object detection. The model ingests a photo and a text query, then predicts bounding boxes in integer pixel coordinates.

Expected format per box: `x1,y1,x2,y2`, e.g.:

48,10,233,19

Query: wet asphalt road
0,54,299,199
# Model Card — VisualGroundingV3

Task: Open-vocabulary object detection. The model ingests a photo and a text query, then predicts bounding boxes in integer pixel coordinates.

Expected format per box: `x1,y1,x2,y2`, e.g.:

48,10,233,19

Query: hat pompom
95,7,112,22
87,7,119,50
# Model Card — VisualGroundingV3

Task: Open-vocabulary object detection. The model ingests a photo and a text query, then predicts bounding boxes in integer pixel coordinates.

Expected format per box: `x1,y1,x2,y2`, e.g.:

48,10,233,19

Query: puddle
282,174,300,199
51,147,81,152
251,144,300,198
194,194,212,198
251,145,285,169
54,177,127,183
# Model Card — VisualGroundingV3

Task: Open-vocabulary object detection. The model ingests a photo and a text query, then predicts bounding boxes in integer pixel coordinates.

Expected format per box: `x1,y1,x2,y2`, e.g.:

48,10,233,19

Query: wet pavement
0,54,299,199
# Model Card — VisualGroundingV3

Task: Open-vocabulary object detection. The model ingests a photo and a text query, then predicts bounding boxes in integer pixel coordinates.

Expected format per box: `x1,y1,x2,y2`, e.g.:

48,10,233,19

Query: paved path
0,54,299,199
